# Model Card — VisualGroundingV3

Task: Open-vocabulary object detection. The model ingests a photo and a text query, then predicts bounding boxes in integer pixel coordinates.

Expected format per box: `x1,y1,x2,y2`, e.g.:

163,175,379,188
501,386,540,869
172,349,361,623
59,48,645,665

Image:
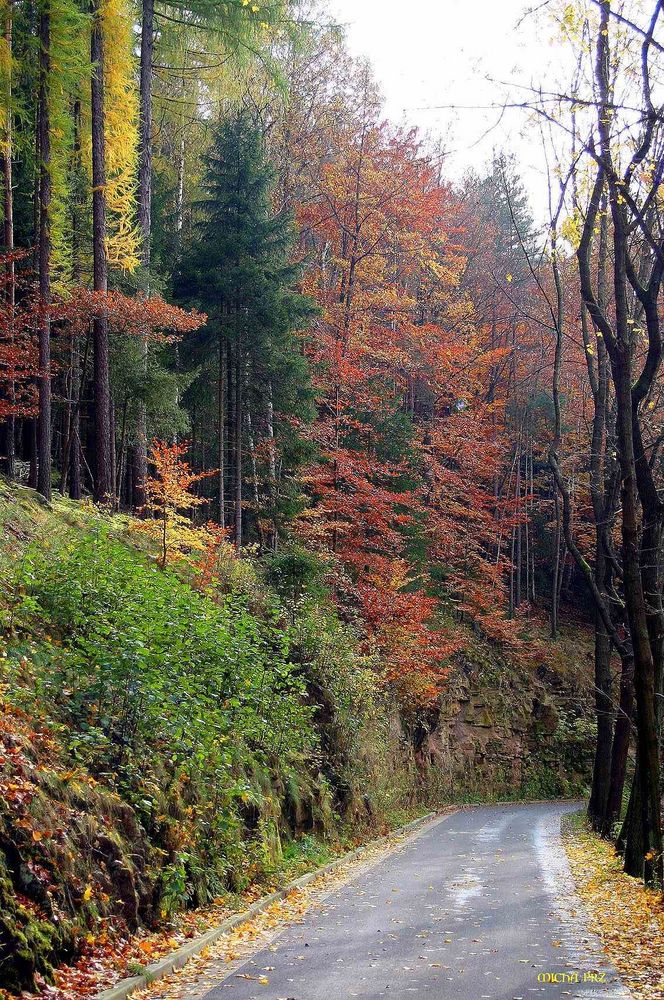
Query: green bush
8,527,318,895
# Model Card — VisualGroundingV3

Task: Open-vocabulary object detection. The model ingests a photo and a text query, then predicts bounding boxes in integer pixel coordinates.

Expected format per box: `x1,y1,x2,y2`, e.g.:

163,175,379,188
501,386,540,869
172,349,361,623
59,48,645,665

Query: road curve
193,803,630,1000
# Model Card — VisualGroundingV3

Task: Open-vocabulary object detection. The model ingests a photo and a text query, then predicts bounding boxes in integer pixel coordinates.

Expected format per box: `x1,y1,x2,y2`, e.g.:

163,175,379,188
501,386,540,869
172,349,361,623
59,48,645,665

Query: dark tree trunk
619,763,645,877
109,394,116,506
227,342,235,528
61,98,83,500
91,0,111,502
588,618,613,829
551,485,561,638
132,0,154,510
614,354,662,883
28,418,37,488
515,452,522,608
2,5,15,478
138,0,153,262
234,347,242,548
577,28,664,877
603,653,634,835
218,337,225,528
37,3,51,501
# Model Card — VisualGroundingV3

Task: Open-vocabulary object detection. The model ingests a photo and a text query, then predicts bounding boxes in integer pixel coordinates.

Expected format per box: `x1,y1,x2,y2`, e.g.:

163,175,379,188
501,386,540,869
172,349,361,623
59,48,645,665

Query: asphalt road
199,803,630,1000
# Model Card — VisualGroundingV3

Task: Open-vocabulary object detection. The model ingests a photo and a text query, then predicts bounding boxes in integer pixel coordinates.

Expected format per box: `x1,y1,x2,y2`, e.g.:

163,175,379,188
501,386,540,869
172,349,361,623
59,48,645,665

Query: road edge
94,810,444,1000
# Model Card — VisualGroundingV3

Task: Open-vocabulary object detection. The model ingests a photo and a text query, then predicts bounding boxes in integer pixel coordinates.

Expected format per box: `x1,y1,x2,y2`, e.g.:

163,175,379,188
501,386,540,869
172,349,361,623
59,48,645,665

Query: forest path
152,803,630,1000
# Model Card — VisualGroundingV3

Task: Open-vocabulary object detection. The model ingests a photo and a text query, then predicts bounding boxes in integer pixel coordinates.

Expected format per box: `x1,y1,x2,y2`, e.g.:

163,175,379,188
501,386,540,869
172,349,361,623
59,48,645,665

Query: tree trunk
582,0,663,886
620,763,645,877
217,338,225,528
227,342,235,530
28,418,37,488
603,653,634,836
234,347,242,548
61,325,89,501
37,2,51,501
91,0,111,502
266,381,277,550
133,0,154,510
515,452,522,608
116,397,128,502
62,97,84,500
588,616,613,830
614,354,662,884
247,403,265,550
109,395,116,506
68,334,82,499
2,4,15,478
551,485,561,638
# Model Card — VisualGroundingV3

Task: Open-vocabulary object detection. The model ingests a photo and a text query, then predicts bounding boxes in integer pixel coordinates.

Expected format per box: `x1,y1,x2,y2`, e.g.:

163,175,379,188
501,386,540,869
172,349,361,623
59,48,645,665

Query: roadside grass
563,814,664,999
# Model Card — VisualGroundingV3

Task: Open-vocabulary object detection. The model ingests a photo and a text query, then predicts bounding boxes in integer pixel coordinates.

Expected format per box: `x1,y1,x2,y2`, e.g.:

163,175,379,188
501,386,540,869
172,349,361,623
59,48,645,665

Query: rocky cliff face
418,630,596,799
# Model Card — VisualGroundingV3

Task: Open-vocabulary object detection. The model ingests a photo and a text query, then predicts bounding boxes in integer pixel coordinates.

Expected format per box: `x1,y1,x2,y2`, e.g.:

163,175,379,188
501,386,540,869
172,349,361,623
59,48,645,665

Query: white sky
329,0,568,223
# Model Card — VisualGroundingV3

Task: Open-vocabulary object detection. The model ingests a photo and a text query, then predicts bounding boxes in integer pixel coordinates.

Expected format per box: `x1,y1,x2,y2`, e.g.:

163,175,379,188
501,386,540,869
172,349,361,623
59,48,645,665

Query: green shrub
7,527,318,894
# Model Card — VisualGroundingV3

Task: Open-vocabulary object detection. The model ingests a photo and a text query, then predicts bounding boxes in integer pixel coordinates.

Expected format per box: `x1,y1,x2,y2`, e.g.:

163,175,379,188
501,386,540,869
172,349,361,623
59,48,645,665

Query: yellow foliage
80,0,139,272
139,440,216,569
45,0,89,289
101,0,140,270
565,825,664,999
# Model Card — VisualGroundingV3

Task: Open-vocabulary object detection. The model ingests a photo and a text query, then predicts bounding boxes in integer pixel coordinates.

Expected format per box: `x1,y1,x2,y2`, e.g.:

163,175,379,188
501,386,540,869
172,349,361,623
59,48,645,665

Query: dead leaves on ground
565,827,664,999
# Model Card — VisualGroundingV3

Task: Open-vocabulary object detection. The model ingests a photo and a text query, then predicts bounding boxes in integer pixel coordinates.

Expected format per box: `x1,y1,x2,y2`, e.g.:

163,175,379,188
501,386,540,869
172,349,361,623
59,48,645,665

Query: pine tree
177,108,315,547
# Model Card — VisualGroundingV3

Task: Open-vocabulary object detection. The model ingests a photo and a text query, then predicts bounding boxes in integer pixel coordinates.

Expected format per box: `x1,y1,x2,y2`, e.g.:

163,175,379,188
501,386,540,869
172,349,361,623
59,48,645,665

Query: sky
328,0,567,222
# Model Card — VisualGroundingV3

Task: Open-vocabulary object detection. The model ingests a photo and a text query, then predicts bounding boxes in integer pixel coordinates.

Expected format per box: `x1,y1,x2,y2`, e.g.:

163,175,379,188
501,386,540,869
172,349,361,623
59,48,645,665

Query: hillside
0,480,595,992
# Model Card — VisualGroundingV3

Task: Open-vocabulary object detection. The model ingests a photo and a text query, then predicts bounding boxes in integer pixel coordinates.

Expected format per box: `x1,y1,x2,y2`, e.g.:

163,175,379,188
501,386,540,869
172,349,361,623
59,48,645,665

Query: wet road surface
192,803,630,1000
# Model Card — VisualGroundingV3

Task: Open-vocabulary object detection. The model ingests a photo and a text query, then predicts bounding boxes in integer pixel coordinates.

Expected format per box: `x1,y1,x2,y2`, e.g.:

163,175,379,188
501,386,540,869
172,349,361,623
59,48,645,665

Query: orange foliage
57,289,206,341
140,440,216,569
295,114,528,705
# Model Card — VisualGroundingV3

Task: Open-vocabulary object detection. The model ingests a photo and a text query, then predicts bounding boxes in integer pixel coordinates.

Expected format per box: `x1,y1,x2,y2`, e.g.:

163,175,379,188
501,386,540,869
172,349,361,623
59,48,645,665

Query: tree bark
266,381,277,550
588,620,613,829
620,762,645,877
91,0,112,502
37,2,51,501
217,337,225,527
603,653,634,836
61,98,83,499
234,347,242,548
133,0,154,510
576,14,663,875
2,4,15,478
551,484,561,638
28,418,37,488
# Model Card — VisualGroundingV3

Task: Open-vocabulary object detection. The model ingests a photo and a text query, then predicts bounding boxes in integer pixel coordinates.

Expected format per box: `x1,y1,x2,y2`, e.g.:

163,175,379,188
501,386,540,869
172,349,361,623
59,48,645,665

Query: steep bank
0,481,594,992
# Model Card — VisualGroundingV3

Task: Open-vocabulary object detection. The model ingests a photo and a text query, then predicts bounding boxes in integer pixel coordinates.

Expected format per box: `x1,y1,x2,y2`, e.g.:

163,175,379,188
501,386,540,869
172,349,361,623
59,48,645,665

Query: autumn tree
141,438,213,568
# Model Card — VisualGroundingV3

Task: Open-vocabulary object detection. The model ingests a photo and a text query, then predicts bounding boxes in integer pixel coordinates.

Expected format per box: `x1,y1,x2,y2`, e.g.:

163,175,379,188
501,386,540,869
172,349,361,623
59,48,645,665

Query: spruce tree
177,109,315,546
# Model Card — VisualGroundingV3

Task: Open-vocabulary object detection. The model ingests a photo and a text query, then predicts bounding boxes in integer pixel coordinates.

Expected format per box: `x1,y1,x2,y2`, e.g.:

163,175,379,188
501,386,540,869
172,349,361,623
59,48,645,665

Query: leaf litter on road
134,827,429,1000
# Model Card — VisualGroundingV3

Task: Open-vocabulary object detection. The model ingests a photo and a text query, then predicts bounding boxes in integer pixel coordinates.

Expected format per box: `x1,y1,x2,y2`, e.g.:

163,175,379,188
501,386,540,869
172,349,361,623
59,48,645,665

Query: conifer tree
177,108,315,546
